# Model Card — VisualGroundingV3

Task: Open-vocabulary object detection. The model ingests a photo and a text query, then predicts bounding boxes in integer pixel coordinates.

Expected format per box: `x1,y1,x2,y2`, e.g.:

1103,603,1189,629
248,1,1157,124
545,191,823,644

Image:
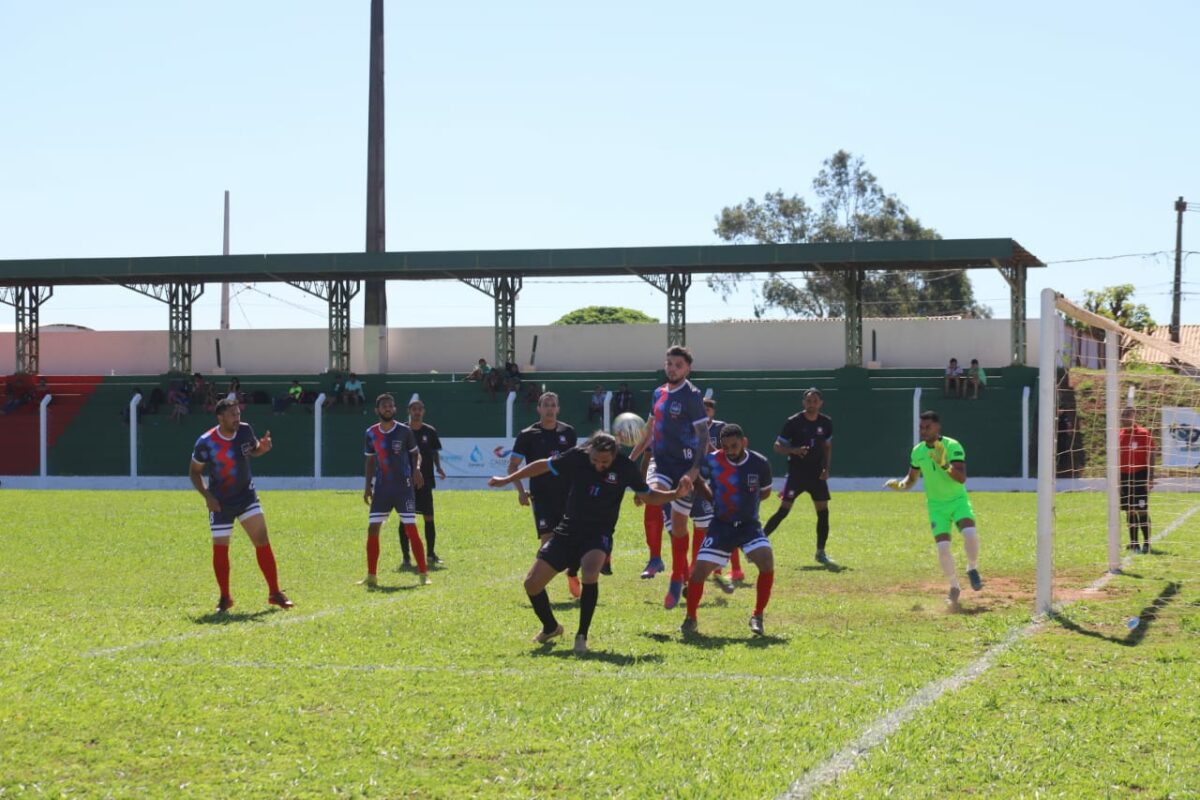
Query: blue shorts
695,518,770,566
209,490,263,538
648,457,714,524
370,490,416,525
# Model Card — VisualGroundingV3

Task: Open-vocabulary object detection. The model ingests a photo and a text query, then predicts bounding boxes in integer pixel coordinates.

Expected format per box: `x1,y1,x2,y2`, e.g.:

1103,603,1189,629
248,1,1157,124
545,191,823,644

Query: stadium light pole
363,0,388,374
220,190,231,331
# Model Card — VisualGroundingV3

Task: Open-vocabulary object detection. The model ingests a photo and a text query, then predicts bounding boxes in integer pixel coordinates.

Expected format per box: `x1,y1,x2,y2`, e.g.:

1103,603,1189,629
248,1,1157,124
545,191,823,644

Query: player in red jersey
1119,407,1155,554
189,398,293,613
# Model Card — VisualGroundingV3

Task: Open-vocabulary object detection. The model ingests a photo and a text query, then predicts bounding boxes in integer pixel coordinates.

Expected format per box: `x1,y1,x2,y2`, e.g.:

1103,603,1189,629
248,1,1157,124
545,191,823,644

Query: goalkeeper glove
932,440,948,468
884,478,905,491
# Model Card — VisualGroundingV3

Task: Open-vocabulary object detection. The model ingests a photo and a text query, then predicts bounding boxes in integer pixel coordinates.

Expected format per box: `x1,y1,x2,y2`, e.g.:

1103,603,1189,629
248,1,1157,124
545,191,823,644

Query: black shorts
1120,470,1150,512
783,472,830,503
536,528,614,573
414,485,434,516
531,494,567,537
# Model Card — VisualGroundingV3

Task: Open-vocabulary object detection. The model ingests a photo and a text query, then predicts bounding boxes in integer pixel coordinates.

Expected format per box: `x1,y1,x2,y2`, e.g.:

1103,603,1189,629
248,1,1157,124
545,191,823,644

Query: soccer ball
612,413,645,447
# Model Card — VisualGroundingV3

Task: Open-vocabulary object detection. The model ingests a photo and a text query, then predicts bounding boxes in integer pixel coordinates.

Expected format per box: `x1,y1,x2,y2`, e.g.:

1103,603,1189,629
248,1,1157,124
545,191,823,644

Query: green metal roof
0,239,1042,286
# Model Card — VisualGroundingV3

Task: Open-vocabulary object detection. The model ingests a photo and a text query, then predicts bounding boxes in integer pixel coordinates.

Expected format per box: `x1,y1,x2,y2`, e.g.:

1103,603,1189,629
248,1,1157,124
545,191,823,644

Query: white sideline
778,503,1200,800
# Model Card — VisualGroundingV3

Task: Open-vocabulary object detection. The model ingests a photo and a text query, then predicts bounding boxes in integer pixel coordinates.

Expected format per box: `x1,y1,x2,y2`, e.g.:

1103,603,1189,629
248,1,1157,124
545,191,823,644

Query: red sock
730,549,742,573
404,524,427,573
685,576,705,619
670,531,690,581
691,527,705,563
644,504,663,559
255,544,280,594
212,543,231,598
755,571,775,615
366,534,380,575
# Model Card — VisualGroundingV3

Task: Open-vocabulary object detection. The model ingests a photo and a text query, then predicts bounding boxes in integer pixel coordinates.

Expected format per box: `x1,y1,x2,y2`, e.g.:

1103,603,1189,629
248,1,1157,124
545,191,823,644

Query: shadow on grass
533,648,664,666
1051,581,1181,646
640,631,789,650
797,563,851,574
192,609,274,625
365,583,424,594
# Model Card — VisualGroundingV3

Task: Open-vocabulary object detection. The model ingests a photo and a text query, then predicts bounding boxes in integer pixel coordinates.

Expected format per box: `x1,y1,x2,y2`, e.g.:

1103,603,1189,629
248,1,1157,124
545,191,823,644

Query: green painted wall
45,368,1038,478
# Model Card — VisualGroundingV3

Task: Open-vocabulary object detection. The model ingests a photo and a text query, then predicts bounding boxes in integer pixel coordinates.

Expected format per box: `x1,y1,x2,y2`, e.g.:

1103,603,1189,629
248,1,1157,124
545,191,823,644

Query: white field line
778,503,1200,800
118,655,876,687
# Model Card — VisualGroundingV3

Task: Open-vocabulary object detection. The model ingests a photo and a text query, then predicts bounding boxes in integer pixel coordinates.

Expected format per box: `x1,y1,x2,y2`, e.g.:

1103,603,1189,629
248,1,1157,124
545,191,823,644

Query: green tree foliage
709,150,990,319
553,306,659,325
1080,284,1155,333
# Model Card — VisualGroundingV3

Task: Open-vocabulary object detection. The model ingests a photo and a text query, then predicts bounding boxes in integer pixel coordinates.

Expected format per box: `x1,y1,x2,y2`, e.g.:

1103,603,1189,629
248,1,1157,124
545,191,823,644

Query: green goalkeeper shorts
926,496,976,537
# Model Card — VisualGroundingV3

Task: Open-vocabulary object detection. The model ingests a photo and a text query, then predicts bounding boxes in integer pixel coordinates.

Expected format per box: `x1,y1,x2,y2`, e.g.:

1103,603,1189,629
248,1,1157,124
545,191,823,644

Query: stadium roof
0,239,1042,286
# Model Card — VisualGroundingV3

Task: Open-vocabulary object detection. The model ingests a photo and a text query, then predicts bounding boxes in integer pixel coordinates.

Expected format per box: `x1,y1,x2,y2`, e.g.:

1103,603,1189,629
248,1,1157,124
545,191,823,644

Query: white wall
0,319,1039,375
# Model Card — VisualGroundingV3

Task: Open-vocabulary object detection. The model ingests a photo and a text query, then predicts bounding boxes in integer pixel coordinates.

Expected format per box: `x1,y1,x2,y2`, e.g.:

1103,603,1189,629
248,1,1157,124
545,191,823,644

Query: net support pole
505,390,517,439
603,390,613,432
911,388,922,444
1022,386,1031,480
39,393,52,479
1105,330,1121,572
1036,288,1057,615
128,393,141,478
314,393,326,479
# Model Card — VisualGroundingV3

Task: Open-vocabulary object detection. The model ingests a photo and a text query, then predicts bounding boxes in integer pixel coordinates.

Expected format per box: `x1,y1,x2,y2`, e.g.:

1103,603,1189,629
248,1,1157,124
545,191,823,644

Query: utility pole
1172,196,1186,344
220,190,231,330
363,0,388,373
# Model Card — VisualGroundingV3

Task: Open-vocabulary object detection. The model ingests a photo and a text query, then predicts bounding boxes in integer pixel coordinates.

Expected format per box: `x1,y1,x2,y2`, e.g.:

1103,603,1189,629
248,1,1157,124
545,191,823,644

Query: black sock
529,590,558,633
578,582,599,639
816,509,830,552
1141,519,1151,544
399,526,411,559
1129,525,1139,546
763,505,791,536
425,519,437,555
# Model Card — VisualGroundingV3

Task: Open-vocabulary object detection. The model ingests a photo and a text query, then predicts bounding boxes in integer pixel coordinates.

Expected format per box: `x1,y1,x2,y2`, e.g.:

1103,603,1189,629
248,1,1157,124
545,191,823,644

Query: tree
553,306,659,325
1073,284,1155,362
709,150,990,319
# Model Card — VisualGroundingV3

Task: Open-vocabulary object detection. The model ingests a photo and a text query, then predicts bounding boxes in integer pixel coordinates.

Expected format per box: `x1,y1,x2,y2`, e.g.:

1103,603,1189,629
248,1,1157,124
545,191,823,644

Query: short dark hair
666,345,693,365
587,431,619,455
214,398,239,416
920,410,940,423
803,387,822,399
719,423,744,440
375,392,395,409
703,397,716,408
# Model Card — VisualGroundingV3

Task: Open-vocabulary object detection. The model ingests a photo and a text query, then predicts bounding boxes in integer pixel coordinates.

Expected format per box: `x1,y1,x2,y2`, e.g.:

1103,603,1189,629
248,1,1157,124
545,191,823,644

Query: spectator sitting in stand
465,358,491,382
288,380,304,405
342,372,366,409
225,377,247,412
587,384,606,422
503,361,522,392
167,382,189,423
967,358,988,399
613,382,635,414
943,358,964,398
1,374,35,415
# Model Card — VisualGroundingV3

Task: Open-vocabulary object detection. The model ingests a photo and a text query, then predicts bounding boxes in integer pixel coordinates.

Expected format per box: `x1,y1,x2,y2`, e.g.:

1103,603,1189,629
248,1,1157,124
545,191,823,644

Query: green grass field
2,490,1198,798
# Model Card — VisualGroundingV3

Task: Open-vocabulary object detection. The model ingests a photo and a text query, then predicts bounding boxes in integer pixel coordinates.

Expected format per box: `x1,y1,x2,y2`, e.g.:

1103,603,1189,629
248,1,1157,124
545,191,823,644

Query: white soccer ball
612,413,645,447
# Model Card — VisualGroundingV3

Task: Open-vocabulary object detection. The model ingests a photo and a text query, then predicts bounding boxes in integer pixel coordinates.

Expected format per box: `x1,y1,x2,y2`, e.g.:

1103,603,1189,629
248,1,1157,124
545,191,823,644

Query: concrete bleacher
3,366,1039,478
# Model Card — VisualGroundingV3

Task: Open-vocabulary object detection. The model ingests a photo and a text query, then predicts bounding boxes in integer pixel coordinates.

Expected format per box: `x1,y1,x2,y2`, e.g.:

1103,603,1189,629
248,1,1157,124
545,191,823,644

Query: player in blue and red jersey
362,393,429,586
682,423,775,636
630,345,713,610
189,398,293,613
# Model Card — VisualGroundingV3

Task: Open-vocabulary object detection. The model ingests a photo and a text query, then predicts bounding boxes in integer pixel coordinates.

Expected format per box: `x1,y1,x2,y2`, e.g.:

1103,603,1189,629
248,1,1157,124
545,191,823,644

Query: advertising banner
1161,407,1200,467
438,438,518,477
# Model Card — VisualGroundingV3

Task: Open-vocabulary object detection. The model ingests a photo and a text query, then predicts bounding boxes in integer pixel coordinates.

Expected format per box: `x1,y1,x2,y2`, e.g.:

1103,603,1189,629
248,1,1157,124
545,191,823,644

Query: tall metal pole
363,0,388,374
1172,196,1186,344
220,190,231,330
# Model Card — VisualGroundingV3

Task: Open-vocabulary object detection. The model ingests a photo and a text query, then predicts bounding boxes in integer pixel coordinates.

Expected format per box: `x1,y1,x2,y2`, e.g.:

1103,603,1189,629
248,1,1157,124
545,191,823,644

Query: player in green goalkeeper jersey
885,409,983,608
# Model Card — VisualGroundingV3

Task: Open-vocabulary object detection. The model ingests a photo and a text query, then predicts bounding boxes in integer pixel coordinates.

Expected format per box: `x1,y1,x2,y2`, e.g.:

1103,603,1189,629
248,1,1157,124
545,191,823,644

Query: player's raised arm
252,430,272,456
628,418,653,462
885,467,921,491
490,458,552,487
639,474,693,506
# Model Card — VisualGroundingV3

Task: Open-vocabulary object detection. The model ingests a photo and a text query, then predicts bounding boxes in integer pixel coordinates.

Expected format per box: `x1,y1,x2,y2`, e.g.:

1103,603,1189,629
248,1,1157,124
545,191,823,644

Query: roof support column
123,282,204,374
843,269,864,367
639,272,691,347
289,280,362,373
462,275,522,367
0,285,53,374
997,264,1028,365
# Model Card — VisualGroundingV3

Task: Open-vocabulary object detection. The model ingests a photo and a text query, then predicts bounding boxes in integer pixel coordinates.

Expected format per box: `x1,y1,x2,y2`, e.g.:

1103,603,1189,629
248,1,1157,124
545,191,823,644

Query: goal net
1037,289,1200,614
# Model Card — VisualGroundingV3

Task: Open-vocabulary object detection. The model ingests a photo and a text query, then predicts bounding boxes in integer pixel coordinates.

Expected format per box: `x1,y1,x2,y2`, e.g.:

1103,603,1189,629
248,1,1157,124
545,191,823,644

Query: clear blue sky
2,1,1197,332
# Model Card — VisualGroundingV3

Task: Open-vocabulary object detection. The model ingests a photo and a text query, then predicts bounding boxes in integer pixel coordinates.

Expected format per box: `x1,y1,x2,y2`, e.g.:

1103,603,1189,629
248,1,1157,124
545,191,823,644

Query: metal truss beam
0,285,53,374
289,280,362,373
461,276,522,367
124,282,205,374
639,272,691,347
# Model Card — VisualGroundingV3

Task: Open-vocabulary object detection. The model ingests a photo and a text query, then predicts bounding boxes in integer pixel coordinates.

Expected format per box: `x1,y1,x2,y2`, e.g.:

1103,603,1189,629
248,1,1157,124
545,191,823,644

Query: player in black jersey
490,432,689,655
762,388,837,566
403,397,446,565
508,392,581,596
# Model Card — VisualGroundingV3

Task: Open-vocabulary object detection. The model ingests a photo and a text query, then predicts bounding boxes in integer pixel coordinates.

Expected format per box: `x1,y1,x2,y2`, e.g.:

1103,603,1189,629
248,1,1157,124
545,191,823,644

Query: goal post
1037,287,1200,615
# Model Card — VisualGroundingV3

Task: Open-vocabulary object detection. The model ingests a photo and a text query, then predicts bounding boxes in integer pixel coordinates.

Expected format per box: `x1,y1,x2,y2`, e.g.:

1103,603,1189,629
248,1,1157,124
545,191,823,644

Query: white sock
937,541,960,588
960,527,979,571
